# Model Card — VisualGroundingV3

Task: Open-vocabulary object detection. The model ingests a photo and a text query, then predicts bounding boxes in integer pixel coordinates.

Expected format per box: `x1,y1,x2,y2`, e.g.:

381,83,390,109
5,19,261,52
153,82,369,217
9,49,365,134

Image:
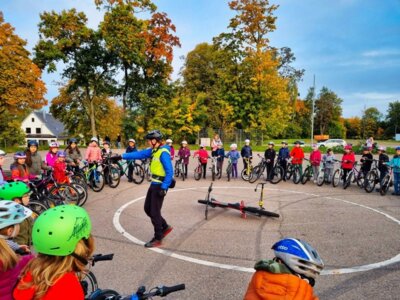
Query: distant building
21,111,68,146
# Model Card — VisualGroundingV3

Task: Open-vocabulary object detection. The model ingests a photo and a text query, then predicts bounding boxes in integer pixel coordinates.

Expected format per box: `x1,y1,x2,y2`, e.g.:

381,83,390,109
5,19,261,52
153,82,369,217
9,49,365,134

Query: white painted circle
113,186,400,275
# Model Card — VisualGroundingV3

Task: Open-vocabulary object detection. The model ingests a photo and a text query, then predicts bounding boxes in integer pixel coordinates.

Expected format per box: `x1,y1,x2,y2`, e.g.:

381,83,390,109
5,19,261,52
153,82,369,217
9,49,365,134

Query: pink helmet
344,145,352,150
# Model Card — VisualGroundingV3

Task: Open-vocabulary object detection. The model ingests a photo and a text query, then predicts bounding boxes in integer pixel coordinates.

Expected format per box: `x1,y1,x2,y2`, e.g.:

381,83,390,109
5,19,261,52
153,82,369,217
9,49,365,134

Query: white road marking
113,186,400,275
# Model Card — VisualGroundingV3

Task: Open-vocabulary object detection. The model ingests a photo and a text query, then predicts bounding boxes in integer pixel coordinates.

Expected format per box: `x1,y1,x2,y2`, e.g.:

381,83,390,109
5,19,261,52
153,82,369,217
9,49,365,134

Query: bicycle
209,156,219,181
364,159,380,193
101,154,121,188
87,284,185,300
249,154,267,183
343,162,365,190
226,157,233,181
140,158,152,182
116,159,145,184
81,161,105,192
198,183,280,219
301,158,313,185
193,158,203,181
241,157,253,181
174,157,185,181
269,160,284,184
379,166,393,196
81,253,114,299
286,159,301,184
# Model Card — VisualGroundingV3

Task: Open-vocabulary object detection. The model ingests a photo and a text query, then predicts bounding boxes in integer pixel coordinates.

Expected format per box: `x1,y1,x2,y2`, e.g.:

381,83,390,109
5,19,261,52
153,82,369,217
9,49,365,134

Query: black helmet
145,130,163,141
28,140,38,147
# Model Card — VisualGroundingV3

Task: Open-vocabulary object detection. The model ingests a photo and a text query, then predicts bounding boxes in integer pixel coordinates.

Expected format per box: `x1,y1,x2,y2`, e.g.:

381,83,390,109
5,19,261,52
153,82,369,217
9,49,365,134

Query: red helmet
344,145,352,150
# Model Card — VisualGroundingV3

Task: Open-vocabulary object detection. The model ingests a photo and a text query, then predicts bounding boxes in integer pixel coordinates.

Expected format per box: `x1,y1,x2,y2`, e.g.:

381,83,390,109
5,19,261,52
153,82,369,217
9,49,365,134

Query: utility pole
311,75,316,146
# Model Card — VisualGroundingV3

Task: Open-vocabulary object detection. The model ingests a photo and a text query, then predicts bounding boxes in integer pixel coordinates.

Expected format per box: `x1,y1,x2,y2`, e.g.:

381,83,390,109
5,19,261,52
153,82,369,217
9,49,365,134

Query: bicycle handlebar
119,284,186,300
90,253,114,266
254,182,267,192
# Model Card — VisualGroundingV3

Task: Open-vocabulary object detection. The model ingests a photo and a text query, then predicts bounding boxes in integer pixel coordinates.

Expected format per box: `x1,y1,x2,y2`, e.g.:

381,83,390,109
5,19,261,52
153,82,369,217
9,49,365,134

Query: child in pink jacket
85,137,102,163
310,144,322,183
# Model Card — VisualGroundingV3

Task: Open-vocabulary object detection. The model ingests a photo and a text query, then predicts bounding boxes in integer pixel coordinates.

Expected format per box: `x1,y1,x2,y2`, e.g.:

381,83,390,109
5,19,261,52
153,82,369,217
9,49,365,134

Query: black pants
279,160,287,178
127,161,134,179
144,184,168,241
266,162,274,180
201,163,207,178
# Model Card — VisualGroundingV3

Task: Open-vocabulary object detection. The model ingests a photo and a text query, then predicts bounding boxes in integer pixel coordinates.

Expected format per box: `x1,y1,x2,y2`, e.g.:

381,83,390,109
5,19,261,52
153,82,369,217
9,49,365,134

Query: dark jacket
264,148,276,163
278,147,290,161
241,145,252,158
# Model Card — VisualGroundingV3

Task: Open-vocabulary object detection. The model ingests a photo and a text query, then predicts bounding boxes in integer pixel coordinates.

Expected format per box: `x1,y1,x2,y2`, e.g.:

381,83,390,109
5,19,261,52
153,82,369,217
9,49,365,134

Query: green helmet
32,205,92,256
0,182,30,201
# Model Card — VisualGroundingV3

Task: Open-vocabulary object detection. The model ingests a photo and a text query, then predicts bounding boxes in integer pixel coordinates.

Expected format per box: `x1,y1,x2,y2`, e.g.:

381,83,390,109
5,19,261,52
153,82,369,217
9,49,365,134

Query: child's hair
0,228,18,271
65,144,81,155
25,149,33,167
18,236,94,300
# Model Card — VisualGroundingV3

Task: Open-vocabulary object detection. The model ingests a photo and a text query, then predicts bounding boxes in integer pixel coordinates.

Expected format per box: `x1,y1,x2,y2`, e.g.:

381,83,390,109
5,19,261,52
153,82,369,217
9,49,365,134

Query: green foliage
314,87,343,135
0,112,25,146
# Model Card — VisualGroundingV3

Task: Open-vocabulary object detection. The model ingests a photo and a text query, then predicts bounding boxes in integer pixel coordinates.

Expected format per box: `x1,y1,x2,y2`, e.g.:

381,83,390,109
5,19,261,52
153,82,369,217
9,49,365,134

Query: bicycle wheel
332,169,341,187
244,206,280,218
87,289,120,300
249,166,261,183
49,184,80,205
212,166,216,181
241,167,251,181
293,167,301,184
72,183,88,206
356,172,365,188
226,164,232,181
380,174,390,196
364,171,377,193
132,164,145,184
343,172,352,189
90,171,105,192
194,165,202,181
301,167,311,185
117,161,125,176
71,174,88,189
316,170,325,186
181,165,185,181
145,167,152,182
28,201,48,218
107,166,121,188
270,166,283,184
81,271,98,298
285,164,293,180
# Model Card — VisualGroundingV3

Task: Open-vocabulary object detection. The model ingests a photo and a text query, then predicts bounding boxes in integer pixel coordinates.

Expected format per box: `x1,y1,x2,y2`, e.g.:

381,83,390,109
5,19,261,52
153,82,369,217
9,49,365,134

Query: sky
2,0,400,118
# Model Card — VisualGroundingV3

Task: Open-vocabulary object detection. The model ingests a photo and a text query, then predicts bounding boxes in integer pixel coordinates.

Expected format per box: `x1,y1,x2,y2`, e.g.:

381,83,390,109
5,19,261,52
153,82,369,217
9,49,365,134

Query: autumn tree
344,117,361,139
361,107,382,139
0,13,47,145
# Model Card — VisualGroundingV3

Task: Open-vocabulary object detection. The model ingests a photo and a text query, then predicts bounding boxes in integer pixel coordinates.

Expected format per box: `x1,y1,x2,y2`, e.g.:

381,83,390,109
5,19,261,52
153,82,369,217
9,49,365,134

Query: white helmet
90,137,98,143
0,201,32,230
129,139,136,143
181,140,188,145
230,143,237,149
166,139,173,144
245,139,250,144
49,142,60,148
0,150,6,157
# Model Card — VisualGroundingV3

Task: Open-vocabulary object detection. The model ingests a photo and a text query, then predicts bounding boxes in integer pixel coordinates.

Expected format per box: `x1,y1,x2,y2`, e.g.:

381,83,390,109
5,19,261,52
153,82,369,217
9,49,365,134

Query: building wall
21,112,52,136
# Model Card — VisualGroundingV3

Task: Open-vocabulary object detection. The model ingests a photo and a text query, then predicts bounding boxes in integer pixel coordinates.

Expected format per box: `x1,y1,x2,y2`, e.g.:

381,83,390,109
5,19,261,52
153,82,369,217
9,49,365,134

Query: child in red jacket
290,141,305,175
310,144,322,183
341,145,355,182
53,151,69,184
193,145,209,179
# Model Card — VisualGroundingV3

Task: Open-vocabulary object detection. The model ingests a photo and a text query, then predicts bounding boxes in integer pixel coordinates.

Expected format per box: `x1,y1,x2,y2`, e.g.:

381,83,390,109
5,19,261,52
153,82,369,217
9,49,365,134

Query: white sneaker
313,180,317,184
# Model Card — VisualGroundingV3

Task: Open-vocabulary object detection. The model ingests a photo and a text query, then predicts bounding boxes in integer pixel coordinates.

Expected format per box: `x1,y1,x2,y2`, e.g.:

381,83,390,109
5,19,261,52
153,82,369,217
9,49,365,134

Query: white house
21,111,68,146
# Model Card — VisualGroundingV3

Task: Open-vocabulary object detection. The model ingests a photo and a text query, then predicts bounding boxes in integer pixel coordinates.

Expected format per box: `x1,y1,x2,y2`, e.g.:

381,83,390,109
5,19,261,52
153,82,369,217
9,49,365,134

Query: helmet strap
71,252,89,266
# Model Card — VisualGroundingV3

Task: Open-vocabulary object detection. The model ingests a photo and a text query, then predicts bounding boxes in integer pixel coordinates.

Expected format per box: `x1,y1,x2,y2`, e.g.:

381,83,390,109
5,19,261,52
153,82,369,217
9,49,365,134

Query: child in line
290,141,305,175
215,143,225,178
14,205,94,299
389,146,400,195
45,142,60,168
322,148,335,183
10,152,34,183
101,141,112,184
0,201,34,300
166,139,175,160
244,238,324,300
341,145,355,182
226,144,240,179
193,145,209,179
126,139,137,183
53,151,69,184
310,144,322,183
278,141,290,180
25,140,50,176
241,139,252,174
264,142,276,181
0,150,7,185
0,182,33,249
65,138,82,173
85,137,102,185
360,146,373,179
178,141,191,178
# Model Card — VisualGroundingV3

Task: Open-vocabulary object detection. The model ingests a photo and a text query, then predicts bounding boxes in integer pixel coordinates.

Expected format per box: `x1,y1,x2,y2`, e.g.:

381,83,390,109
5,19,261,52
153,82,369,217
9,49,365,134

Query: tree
0,13,47,145
344,117,361,139
385,101,400,138
314,87,343,136
34,9,117,137
361,107,382,139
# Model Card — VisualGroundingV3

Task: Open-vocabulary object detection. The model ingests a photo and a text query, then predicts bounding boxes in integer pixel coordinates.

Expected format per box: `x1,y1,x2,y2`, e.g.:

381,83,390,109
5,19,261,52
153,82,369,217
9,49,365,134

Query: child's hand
19,245,30,253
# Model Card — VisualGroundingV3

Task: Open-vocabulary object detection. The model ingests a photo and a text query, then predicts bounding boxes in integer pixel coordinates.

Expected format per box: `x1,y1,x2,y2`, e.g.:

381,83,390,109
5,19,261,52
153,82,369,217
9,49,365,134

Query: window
36,128,41,134
26,128,31,134
32,118,35,122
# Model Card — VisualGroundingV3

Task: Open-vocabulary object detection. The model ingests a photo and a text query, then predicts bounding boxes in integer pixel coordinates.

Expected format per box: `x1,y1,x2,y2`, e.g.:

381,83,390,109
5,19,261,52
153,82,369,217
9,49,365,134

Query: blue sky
2,0,400,118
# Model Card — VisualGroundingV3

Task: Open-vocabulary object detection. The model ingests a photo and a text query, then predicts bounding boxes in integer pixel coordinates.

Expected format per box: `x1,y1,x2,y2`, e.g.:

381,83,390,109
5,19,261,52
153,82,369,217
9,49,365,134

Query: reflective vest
150,148,170,183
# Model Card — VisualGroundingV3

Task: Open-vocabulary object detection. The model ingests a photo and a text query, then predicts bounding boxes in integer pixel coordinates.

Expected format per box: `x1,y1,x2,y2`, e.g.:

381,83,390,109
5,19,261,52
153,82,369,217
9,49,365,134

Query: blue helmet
28,140,38,147
272,238,324,279
396,146,400,151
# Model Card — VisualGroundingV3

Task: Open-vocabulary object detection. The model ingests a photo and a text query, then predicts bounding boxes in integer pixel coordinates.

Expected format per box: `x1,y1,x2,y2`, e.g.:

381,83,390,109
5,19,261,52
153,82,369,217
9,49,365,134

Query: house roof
33,111,66,137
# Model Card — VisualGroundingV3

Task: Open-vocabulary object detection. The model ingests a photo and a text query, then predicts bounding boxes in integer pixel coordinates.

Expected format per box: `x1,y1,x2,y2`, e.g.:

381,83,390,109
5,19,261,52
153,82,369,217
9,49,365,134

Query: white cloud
362,49,400,58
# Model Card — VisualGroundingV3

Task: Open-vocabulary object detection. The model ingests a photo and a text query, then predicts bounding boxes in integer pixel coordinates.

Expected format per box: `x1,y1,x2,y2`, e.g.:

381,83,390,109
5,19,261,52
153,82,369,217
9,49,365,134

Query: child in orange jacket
244,238,324,300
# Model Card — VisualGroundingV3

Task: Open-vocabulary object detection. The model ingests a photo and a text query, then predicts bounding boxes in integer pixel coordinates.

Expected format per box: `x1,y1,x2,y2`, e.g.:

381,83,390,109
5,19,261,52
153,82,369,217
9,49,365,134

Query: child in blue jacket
226,144,240,178
389,146,400,195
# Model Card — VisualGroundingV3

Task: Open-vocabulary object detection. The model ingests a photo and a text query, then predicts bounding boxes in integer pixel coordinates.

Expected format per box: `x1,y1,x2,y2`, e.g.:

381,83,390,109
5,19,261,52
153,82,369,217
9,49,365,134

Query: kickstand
240,200,247,219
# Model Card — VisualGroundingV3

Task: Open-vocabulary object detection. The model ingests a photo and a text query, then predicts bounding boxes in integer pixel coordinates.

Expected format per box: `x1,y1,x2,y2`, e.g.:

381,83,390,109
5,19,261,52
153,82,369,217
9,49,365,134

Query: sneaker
162,225,173,238
128,178,133,183
313,180,317,184
144,238,162,248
